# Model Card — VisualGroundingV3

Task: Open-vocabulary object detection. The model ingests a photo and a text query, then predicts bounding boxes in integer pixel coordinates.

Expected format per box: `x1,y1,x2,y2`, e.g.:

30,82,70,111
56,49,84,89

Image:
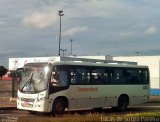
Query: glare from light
44,66,49,73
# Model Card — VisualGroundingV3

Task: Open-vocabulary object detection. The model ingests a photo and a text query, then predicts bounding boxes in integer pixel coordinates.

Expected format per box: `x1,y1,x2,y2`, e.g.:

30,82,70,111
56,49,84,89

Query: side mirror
16,68,23,79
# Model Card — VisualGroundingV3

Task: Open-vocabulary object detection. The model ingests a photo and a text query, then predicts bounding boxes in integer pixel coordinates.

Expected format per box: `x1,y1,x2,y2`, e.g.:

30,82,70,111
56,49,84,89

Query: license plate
24,102,29,106
23,101,32,107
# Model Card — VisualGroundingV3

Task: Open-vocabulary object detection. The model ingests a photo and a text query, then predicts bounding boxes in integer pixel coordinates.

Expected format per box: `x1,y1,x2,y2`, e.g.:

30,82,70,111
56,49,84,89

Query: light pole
70,39,73,56
60,49,67,57
135,52,140,56
58,10,64,56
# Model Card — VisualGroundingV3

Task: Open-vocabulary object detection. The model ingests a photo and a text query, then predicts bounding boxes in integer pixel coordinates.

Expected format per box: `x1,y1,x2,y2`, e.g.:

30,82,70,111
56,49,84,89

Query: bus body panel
65,85,149,109
47,84,149,111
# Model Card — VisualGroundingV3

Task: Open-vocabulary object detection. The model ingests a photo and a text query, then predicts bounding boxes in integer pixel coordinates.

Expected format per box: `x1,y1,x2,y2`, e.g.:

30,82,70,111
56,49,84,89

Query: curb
9,98,17,102
0,97,17,102
0,97,17,110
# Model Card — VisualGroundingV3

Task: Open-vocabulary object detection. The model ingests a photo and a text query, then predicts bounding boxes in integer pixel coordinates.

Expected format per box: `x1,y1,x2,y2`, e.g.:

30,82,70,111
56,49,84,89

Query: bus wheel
52,98,65,115
117,95,128,112
93,107,103,113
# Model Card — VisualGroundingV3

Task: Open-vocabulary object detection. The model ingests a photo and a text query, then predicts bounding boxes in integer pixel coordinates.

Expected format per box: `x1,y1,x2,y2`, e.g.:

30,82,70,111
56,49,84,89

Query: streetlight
58,10,64,56
60,49,67,57
70,39,73,56
135,52,140,56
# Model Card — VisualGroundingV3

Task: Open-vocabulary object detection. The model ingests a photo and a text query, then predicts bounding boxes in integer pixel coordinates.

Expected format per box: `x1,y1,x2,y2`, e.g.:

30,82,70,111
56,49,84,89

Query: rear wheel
117,95,128,112
93,107,103,113
111,107,118,111
52,98,65,115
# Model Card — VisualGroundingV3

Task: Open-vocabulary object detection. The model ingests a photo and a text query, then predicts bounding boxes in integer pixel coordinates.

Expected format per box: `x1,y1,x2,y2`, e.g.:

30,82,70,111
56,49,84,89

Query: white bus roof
25,61,148,69
51,61,148,68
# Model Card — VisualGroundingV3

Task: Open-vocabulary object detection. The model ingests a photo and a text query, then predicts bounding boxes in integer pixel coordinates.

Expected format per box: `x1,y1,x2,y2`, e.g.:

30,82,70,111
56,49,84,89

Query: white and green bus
17,60,149,114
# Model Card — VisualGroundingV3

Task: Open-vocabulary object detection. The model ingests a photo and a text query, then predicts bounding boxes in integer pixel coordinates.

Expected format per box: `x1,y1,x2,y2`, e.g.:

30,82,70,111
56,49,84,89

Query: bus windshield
19,63,51,93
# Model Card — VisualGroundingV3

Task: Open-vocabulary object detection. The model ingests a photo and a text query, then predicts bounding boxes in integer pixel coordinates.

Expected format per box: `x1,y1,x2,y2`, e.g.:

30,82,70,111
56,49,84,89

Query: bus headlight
44,66,49,73
37,97,45,102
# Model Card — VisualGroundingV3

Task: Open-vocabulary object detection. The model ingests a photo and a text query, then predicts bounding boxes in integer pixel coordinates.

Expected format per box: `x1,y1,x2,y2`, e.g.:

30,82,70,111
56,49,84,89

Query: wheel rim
118,96,128,111
119,99,126,109
55,103,63,112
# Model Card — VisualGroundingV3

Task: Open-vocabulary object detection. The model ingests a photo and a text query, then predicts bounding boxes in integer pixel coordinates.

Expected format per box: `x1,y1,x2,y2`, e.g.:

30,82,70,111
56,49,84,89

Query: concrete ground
150,95,160,101
0,97,16,109
0,80,17,109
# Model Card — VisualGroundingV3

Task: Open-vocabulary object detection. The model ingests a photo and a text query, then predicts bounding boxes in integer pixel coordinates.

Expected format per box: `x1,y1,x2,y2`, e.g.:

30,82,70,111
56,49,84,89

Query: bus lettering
77,87,98,92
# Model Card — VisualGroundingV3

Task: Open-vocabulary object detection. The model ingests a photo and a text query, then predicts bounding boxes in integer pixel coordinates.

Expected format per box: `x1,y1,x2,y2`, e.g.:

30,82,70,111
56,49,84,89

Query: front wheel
52,98,65,115
117,96,128,112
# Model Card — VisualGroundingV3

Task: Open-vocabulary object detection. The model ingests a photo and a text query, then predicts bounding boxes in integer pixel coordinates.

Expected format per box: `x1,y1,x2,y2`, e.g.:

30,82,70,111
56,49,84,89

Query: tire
52,98,65,115
117,95,128,112
111,107,118,111
93,107,103,113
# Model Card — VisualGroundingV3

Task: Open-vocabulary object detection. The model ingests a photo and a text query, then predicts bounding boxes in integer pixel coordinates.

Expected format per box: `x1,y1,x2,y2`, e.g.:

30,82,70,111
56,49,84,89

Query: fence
0,76,19,98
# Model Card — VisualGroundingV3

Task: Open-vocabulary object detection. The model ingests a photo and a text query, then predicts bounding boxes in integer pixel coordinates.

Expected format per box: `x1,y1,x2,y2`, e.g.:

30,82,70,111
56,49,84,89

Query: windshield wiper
21,73,33,92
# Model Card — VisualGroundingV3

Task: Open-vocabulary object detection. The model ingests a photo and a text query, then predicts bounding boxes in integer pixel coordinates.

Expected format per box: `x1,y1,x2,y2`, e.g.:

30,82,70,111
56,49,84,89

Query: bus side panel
66,85,100,109
103,85,149,107
67,85,149,109
66,85,117,109
47,84,149,111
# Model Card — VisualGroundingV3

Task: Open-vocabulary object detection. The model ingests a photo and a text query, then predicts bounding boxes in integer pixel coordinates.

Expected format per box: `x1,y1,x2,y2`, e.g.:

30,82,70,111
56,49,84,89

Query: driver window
51,71,59,86
50,66,68,86
59,71,67,86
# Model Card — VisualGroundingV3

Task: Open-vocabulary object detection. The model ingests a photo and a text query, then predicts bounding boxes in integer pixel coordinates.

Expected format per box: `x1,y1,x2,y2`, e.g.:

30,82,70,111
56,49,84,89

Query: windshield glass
19,63,51,93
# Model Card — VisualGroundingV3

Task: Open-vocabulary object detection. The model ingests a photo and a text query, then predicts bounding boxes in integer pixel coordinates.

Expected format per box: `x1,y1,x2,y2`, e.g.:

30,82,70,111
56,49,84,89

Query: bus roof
52,61,148,68
25,61,148,69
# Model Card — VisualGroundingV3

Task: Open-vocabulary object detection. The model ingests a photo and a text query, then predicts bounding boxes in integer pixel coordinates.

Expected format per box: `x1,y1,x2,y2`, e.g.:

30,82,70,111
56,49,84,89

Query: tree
0,66,8,79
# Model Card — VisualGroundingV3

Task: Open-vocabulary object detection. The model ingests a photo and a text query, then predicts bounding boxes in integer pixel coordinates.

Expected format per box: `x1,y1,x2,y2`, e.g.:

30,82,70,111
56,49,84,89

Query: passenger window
111,69,126,84
91,69,107,85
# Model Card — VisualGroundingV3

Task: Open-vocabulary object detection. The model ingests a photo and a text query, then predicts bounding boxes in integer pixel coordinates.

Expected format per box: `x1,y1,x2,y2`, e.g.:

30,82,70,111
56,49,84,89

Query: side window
138,69,148,84
103,70,111,84
125,68,148,84
91,68,110,85
91,69,103,85
111,69,126,84
70,69,76,84
70,67,90,85
50,66,68,86
59,70,68,86
70,67,112,85
50,67,59,86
